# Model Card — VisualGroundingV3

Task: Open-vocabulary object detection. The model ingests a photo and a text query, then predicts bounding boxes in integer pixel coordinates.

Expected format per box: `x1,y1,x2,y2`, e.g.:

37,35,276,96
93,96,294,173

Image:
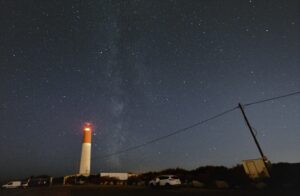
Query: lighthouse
79,123,92,176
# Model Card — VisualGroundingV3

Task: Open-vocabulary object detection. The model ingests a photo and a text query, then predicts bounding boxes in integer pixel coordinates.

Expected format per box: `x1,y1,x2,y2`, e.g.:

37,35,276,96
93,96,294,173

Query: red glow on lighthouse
83,122,92,143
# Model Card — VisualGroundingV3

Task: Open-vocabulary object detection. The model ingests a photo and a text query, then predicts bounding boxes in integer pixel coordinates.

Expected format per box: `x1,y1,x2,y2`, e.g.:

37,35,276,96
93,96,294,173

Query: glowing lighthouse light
79,123,92,176
84,127,91,131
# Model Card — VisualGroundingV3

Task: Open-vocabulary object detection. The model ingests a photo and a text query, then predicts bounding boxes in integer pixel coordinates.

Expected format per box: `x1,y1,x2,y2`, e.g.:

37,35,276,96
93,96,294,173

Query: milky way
0,0,299,181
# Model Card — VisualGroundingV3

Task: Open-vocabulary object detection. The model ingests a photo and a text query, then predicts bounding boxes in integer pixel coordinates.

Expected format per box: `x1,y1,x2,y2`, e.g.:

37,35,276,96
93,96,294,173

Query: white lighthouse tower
79,123,92,176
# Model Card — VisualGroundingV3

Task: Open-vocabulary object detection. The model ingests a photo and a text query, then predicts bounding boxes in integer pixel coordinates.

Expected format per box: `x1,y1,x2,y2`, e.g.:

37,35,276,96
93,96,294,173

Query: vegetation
128,163,300,189
3,163,299,189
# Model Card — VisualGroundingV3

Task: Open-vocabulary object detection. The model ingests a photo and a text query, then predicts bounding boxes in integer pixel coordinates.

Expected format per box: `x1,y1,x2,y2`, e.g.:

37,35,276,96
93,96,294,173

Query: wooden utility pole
238,103,266,159
238,103,271,177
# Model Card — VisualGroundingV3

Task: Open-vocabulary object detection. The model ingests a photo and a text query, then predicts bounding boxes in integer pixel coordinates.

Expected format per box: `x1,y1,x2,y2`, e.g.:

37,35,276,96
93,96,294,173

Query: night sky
0,0,299,181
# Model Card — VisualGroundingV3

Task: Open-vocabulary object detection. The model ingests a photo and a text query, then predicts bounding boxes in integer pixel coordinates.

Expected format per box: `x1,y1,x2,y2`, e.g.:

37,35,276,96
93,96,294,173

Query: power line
92,106,238,160
244,91,300,107
92,90,300,160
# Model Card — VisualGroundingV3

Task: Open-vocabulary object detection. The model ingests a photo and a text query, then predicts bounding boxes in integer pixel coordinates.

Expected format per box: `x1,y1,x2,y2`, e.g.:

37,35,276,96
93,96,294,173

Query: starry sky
0,0,299,181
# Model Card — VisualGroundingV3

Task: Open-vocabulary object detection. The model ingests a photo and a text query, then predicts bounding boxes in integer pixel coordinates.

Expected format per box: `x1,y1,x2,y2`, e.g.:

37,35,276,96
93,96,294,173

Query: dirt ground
1,185,299,196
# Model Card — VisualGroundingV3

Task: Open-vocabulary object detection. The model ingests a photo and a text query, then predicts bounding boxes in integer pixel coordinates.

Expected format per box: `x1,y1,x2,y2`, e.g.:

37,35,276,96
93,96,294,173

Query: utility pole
238,103,266,159
238,103,270,177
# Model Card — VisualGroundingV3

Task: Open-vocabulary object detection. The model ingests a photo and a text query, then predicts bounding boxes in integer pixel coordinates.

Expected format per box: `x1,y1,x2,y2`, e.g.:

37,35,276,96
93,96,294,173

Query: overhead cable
93,106,238,160
244,91,300,107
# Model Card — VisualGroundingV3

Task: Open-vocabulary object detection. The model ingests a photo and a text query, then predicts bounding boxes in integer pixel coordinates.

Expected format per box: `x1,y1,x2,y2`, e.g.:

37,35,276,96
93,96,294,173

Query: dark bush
52,177,64,185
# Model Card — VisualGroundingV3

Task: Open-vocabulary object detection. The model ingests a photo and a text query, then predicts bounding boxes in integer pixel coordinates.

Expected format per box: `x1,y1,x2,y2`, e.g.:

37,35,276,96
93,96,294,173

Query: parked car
149,175,181,187
1,181,22,189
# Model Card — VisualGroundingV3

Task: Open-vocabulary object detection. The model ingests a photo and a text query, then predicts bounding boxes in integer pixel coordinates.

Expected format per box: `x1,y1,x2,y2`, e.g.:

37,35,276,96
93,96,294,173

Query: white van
2,181,22,189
